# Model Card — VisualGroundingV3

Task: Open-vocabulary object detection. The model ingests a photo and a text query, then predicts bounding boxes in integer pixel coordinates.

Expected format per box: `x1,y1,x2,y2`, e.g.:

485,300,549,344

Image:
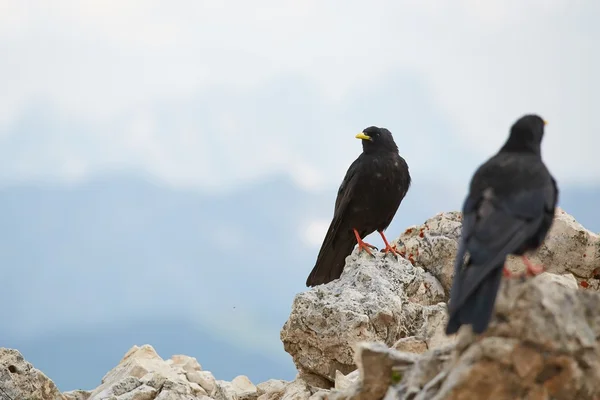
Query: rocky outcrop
83,344,268,400
1,208,598,400
321,272,600,400
396,272,600,400
0,348,66,400
393,207,600,295
280,251,451,386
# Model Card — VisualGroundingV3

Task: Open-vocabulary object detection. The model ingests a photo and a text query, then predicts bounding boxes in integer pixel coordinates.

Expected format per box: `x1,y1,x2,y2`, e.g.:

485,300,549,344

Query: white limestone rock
0,348,67,400
280,250,450,385
256,379,288,397
393,207,600,295
390,272,600,400
87,344,213,400
187,370,217,393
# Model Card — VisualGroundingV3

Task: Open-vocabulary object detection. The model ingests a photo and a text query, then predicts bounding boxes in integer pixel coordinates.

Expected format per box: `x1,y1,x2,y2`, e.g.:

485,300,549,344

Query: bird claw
353,228,377,256
357,241,377,256
522,256,545,277
526,264,545,276
382,244,400,257
378,231,401,258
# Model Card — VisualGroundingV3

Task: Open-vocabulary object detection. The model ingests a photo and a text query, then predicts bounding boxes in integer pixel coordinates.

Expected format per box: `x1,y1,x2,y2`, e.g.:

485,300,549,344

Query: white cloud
0,0,598,188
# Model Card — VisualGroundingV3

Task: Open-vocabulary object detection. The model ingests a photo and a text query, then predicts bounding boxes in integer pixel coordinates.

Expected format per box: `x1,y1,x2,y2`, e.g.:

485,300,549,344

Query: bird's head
501,114,547,154
355,126,398,154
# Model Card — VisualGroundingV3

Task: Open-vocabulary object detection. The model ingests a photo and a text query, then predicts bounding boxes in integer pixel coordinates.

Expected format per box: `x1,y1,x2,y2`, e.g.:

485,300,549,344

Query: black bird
306,126,411,287
445,114,559,335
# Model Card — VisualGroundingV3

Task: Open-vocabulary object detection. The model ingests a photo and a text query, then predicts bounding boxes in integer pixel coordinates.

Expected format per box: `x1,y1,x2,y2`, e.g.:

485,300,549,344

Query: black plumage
306,126,411,287
446,114,559,335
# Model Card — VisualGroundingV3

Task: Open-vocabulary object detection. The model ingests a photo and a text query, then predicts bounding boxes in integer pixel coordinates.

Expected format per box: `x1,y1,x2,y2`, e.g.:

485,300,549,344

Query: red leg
353,228,376,256
503,267,513,278
522,255,545,276
378,230,400,256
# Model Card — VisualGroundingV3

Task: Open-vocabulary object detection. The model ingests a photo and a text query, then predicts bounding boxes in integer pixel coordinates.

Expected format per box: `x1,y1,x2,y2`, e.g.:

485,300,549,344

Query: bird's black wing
548,175,559,212
305,155,364,286
448,159,554,315
333,156,363,216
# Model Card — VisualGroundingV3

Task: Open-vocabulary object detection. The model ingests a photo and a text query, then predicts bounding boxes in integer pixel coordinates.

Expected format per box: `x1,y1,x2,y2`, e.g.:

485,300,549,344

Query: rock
189,382,208,396
280,249,449,385
63,389,92,400
116,384,157,400
534,271,578,290
393,207,600,295
334,370,359,391
256,379,288,396
87,344,213,400
213,376,258,400
187,370,217,393
385,344,455,400
392,337,428,354
214,375,258,400
278,378,313,400
389,272,600,400
256,376,329,400
530,208,600,289
155,378,205,399
232,375,257,394
393,210,463,294
327,342,419,400
169,355,202,373
0,348,66,400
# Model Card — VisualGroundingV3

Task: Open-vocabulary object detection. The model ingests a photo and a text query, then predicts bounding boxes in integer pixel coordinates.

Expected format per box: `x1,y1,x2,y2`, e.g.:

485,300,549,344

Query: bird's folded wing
449,186,548,312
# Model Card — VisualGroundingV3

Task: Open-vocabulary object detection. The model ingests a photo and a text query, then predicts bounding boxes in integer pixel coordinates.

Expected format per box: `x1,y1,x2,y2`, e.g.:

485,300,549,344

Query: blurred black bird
445,114,559,335
306,126,411,287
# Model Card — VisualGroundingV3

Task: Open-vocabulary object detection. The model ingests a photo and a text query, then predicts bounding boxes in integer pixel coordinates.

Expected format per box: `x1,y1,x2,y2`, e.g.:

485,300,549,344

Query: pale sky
0,0,598,190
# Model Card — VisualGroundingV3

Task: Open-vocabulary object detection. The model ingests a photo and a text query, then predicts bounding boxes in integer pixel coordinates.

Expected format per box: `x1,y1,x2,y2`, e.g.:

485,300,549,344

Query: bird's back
464,151,557,260
343,152,411,234
469,152,551,199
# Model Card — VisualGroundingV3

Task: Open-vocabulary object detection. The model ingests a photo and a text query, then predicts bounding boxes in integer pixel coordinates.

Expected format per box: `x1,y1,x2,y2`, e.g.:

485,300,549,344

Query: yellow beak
355,132,372,141
543,120,548,126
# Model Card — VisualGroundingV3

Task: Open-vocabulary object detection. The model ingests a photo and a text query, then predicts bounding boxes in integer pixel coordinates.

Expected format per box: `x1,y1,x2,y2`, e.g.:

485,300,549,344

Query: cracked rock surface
280,250,451,386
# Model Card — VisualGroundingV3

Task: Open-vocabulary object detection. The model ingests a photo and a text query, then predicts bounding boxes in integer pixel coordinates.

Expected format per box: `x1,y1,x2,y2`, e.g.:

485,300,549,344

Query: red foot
353,228,376,256
522,255,545,276
378,230,400,256
503,267,513,278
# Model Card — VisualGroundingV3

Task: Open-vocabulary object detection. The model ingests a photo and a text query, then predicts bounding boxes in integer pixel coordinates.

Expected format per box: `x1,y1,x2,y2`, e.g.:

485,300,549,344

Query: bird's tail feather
306,229,356,287
445,264,504,335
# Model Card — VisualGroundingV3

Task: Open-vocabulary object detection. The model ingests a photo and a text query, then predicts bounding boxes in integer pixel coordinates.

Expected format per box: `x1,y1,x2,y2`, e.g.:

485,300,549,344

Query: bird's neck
361,144,399,155
499,140,541,156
